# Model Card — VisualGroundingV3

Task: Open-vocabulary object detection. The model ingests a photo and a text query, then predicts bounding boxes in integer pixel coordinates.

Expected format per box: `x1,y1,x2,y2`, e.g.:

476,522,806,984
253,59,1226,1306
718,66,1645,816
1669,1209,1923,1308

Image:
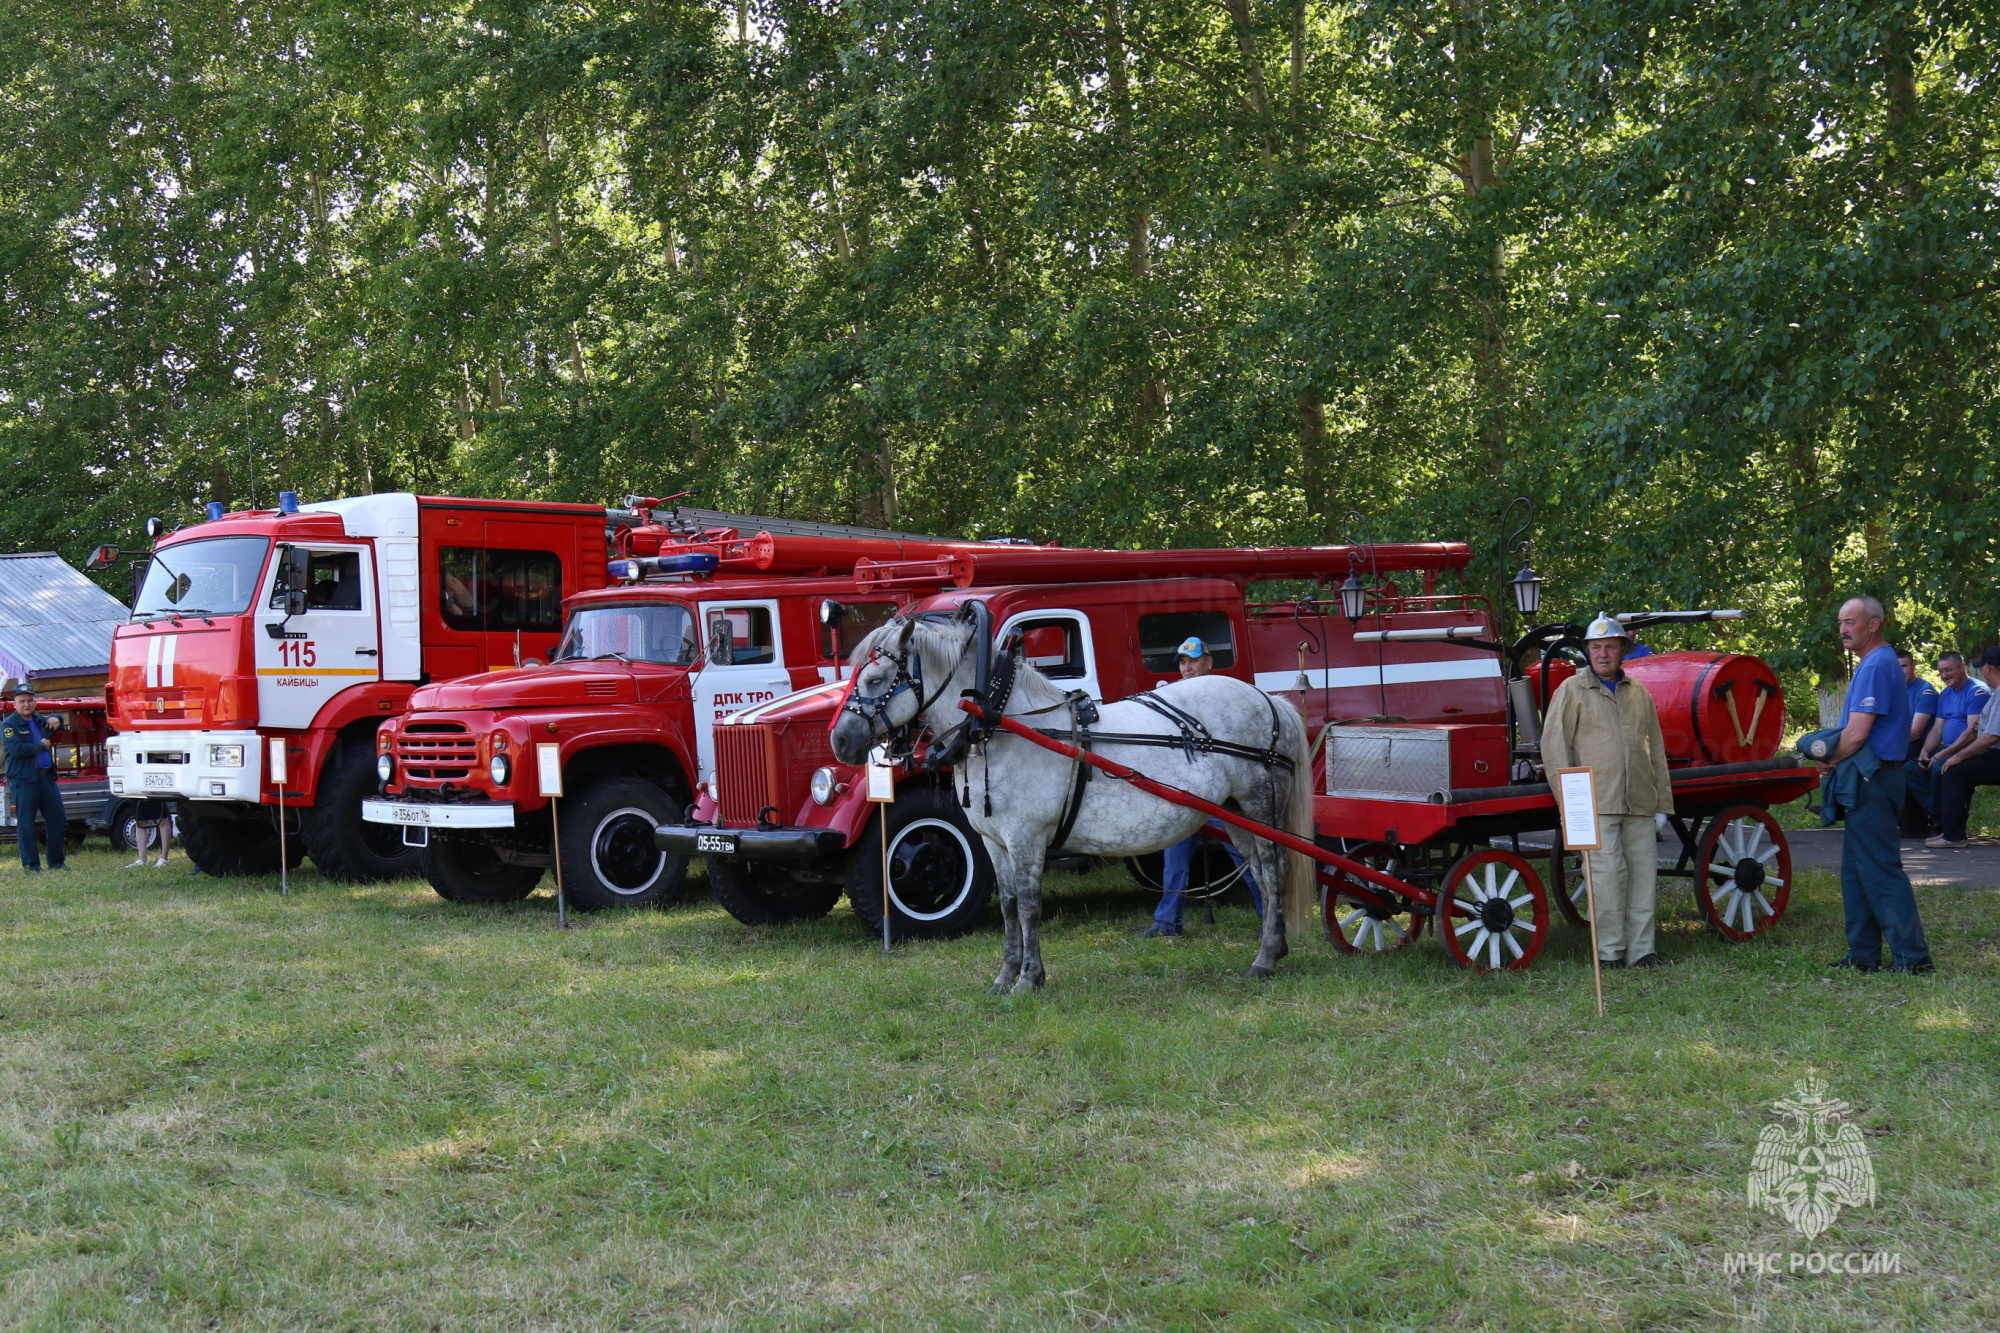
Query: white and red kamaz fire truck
105,492,639,879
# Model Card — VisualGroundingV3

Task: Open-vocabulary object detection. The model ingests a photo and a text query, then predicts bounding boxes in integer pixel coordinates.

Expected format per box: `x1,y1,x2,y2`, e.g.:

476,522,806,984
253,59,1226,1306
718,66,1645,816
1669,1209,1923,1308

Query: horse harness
1032,685,1295,853
841,613,977,762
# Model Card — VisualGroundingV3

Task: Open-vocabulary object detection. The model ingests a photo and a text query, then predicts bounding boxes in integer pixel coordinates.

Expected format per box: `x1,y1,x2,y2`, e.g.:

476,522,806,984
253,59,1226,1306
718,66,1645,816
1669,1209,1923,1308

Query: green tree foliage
4,0,1996,682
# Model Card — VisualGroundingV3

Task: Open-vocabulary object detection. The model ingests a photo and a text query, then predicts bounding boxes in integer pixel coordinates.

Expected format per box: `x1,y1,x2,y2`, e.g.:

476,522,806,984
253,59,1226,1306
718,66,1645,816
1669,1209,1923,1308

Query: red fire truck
104,492,644,880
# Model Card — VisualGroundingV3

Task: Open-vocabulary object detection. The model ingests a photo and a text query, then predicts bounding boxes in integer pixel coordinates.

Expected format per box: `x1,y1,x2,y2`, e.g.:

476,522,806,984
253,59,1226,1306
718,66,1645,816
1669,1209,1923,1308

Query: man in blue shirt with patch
1811,598,1930,973
1897,648,1940,835
2,688,69,873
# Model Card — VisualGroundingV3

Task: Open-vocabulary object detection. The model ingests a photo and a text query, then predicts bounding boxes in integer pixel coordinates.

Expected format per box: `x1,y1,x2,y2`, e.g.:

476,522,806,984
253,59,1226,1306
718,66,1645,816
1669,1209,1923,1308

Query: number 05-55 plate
694,832,738,855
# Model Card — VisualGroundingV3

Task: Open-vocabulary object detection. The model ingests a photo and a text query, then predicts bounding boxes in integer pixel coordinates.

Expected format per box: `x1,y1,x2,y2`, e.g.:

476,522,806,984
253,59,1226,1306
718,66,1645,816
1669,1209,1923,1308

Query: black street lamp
1338,570,1369,622
1510,562,1543,617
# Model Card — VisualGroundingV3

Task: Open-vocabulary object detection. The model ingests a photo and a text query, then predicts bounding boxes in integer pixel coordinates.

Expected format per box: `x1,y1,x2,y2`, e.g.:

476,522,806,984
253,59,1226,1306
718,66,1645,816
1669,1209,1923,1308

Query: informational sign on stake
538,743,568,929
268,737,289,899
1554,767,1605,1017
867,747,897,954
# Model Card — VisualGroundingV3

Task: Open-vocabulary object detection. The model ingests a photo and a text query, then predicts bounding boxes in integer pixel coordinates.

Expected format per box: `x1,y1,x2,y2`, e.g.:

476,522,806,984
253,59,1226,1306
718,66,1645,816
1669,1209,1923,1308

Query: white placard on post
1555,768,1601,850
1554,766,1606,1017
866,747,897,954
536,744,563,798
269,736,290,898
865,760,896,802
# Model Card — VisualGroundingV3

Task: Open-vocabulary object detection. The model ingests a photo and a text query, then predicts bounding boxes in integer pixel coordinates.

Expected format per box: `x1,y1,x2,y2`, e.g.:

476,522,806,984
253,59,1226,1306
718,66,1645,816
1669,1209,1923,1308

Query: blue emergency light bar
607,552,721,581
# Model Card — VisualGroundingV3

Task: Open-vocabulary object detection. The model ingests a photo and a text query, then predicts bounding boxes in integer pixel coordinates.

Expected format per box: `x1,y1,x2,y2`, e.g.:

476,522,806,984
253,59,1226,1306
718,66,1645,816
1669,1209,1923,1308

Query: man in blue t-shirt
1812,597,1930,973
1915,650,1988,835
1929,648,2000,849
1896,648,1940,834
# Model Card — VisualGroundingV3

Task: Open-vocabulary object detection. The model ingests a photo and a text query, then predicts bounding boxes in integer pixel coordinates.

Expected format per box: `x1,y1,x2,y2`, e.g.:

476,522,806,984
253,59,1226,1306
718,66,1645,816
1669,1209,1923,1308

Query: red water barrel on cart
1623,651,1784,764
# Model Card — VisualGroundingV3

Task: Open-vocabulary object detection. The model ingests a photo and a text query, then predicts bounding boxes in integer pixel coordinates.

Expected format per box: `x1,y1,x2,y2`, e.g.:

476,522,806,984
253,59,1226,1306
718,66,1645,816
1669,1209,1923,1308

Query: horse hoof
987,982,1011,996
1247,964,1276,980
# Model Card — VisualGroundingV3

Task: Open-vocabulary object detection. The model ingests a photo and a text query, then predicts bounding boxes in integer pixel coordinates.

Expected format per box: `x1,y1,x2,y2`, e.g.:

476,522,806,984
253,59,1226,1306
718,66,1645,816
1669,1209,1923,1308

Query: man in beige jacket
1540,613,1676,968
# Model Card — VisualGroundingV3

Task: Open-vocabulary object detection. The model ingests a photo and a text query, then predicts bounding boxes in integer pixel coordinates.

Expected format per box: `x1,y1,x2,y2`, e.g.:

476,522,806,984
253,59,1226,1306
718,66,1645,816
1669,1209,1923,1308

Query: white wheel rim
1453,859,1539,969
1708,817,1782,932
590,806,668,896
886,817,976,921
1336,852,1413,951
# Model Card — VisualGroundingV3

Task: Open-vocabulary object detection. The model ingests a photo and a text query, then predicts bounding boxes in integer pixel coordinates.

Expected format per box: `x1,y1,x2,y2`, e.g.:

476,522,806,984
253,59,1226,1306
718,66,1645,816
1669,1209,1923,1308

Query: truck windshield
133,536,271,617
555,604,698,666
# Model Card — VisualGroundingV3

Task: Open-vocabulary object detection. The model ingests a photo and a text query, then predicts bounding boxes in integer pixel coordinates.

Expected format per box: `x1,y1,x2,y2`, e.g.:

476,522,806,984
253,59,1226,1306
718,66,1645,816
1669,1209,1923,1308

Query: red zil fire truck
104,492,663,879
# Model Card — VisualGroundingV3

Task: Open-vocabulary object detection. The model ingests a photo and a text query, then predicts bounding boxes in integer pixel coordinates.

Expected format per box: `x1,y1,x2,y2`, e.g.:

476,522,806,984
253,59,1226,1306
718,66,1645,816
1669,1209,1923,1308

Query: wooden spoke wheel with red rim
1693,804,1790,940
1439,849,1549,972
1547,840,1590,928
1320,843,1424,955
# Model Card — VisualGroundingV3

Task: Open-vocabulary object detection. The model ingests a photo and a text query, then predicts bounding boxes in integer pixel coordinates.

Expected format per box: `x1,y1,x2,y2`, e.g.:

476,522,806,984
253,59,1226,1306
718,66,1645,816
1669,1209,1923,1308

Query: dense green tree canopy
4,0,1996,687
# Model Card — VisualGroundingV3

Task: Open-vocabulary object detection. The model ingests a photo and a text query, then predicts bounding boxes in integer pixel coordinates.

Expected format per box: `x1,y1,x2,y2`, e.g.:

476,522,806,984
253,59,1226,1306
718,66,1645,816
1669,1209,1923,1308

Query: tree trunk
1788,424,1841,681
1104,0,1163,444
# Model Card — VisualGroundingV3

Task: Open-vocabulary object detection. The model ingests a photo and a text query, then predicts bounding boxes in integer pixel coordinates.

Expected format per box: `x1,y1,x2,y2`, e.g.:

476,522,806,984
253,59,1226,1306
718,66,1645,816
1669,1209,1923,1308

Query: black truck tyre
105,800,138,852
302,739,423,883
179,806,299,875
421,832,543,904
708,856,845,926
847,784,994,940
556,776,687,911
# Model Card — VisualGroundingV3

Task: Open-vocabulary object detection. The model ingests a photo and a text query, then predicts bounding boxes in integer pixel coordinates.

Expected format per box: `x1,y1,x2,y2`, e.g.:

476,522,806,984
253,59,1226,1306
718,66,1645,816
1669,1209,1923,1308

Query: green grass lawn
1,848,1996,1331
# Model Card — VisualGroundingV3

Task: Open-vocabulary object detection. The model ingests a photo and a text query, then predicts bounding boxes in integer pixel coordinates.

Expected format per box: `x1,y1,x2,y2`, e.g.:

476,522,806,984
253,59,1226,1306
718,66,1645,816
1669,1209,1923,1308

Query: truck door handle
355,649,378,656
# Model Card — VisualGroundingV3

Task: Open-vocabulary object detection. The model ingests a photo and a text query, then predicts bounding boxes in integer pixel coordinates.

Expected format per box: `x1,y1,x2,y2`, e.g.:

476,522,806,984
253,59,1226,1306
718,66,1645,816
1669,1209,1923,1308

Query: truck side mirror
86,544,120,571
284,588,308,617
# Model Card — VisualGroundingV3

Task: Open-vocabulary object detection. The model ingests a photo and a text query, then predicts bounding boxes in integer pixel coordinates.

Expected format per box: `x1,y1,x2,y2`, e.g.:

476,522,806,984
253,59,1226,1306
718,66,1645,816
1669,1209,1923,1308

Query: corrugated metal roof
0,553,129,675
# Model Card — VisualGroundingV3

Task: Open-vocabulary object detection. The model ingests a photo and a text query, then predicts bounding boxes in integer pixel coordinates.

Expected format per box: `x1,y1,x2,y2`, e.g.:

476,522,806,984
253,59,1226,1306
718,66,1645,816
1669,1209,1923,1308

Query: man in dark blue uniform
1814,598,1930,973
4,687,69,872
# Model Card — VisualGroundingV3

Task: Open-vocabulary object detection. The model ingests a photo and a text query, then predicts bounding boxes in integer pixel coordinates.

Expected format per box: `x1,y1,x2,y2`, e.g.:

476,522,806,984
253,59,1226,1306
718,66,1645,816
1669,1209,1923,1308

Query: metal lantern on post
1498,496,1539,634
1341,511,1390,719
1337,570,1369,622
1510,561,1543,617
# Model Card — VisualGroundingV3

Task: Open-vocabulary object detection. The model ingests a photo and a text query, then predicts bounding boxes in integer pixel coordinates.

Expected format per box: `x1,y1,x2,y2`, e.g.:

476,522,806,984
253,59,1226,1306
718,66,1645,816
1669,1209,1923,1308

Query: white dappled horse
830,615,1314,992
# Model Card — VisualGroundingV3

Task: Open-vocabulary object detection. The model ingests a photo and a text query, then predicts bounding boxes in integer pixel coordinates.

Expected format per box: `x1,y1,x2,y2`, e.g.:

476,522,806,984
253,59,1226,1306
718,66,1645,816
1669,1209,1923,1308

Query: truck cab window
556,604,698,665
439,548,563,632
134,536,269,616
1139,611,1235,671
305,551,363,610
706,607,775,666
1016,618,1086,678
821,601,898,660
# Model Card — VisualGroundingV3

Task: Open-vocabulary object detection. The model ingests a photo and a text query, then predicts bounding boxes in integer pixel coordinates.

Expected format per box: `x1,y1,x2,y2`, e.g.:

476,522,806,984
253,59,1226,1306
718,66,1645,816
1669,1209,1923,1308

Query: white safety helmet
1583,612,1629,644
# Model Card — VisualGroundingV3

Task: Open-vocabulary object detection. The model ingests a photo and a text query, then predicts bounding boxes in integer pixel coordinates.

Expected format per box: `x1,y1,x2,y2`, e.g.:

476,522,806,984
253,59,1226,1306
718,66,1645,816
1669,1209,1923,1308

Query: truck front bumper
362,799,517,829
107,729,263,801
654,824,846,861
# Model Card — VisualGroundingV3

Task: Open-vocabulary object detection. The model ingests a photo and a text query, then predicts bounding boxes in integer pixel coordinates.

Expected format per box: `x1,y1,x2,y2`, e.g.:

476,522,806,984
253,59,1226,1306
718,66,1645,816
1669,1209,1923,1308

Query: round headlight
489,753,511,787
376,753,394,783
810,767,837,805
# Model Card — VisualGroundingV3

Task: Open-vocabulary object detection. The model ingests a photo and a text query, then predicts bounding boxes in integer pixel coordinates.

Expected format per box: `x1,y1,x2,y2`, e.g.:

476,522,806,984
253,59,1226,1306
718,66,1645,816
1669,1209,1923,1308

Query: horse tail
1278,696,1317,933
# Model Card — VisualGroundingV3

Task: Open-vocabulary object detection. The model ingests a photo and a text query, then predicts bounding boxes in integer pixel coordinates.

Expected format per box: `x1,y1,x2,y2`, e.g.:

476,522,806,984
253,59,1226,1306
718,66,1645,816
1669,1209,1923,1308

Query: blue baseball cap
1176,637,1209,659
